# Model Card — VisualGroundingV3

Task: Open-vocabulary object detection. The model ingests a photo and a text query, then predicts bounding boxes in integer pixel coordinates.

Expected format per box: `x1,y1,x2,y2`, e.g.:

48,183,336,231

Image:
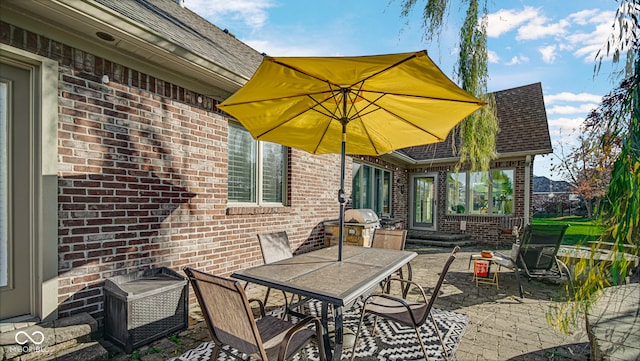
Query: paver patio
107,246,591,361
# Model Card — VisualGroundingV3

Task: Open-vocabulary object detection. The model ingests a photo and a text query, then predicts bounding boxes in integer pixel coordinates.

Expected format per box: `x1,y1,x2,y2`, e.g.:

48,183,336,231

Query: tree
399,0,498,172
551,97,623,219
549,0,639,334
398,0,639,336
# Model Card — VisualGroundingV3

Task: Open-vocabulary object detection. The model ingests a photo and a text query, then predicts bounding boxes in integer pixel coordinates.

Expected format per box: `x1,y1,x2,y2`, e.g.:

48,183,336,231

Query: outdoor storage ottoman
104,267,188,353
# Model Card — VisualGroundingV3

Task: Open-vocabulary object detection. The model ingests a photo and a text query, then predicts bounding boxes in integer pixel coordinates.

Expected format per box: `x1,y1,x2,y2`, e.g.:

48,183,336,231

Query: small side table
469,254,500,289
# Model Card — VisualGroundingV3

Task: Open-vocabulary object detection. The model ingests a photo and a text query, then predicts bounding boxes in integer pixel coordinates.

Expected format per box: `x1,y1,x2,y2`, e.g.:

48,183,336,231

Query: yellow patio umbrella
219,50,484,260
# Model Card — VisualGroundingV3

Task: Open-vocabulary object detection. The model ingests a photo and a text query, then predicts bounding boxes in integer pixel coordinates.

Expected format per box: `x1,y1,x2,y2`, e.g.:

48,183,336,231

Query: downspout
524,155,531,225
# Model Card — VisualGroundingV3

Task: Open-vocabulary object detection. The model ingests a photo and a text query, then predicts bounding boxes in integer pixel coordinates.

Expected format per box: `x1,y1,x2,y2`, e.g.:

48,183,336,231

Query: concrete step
406,230,476,247
41,341,108,361
0,313,106,361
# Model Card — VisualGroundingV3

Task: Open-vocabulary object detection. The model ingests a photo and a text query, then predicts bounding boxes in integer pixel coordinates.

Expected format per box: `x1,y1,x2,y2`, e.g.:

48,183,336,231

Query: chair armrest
248,298,266,318
277,316,325,361
382,277,428,301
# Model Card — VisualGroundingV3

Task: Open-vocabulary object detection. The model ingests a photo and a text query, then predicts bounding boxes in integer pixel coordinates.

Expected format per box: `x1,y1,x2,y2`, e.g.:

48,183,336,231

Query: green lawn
532,216,605,245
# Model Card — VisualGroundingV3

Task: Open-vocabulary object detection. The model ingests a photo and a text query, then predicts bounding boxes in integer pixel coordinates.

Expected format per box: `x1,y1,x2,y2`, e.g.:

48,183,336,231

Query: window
352,162,392,216
228,122,286,205
446,169,514,215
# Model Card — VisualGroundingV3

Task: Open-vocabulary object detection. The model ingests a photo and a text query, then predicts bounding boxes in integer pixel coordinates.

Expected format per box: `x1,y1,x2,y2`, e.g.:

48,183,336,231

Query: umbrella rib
381,107,444,141
255,92,340,139
311,85,347,154
352,92,446,141
346,52,420,88
269,58,343,88
365,90,484,105
221,90,332,106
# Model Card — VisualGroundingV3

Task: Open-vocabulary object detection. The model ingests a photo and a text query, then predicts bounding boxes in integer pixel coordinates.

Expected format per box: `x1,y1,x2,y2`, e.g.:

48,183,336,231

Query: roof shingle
398,82,552,161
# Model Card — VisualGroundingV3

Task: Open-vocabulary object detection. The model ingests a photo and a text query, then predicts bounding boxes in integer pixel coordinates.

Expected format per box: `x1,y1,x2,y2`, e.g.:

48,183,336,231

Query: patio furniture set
181,222,586,361
184,228,458,361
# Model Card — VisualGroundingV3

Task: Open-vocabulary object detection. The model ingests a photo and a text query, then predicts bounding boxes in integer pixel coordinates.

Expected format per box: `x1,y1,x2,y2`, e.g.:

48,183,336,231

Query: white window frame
227,122,287,207
446,168,515,215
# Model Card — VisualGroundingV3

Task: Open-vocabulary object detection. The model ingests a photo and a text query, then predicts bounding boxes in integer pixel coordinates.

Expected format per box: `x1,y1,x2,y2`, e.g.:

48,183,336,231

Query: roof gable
398,82,552,161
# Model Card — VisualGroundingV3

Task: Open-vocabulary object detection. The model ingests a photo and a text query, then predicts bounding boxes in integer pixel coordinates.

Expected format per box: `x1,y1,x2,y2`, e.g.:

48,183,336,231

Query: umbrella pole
337,89,349,262
338,124,346,262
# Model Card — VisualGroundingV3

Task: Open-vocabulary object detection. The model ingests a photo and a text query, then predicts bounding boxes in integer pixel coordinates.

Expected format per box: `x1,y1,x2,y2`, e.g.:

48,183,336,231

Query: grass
532,216,605,246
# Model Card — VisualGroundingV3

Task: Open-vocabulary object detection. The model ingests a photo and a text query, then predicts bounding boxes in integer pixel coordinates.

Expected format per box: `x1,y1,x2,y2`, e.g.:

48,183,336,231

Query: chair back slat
258,231,293,264
518,224,569,271
423,246,459,321
184,268,265,358
371,229,408,251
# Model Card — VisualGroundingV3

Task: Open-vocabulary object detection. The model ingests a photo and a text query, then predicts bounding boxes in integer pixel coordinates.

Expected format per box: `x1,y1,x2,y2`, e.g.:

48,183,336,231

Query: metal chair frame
370,229,412,297
349,246,459,361
494,224,572,298
184,267,326,361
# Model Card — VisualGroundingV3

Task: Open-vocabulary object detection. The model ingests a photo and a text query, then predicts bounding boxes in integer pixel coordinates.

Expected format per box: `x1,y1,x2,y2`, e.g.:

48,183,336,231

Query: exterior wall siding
2,21,343,322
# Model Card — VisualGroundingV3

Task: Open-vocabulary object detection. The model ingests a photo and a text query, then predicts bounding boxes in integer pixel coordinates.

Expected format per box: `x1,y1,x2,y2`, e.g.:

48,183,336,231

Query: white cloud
547,117,585,136
539,45,557,64
517,18,569,40
486,6,541,38
547,103,599,115
568,9,603,26
184,0,274,30
505,55,529,65
487,6,618,64
245,40,330,57
545,92,602,104
487,50,500,63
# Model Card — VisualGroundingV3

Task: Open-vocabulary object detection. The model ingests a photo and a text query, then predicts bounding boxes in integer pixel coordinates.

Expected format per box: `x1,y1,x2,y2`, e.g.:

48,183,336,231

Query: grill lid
344,209,379,224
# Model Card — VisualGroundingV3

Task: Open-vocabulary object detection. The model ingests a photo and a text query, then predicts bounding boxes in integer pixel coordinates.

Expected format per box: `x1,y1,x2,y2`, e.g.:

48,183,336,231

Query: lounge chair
493,224,571,297
184,267,326,361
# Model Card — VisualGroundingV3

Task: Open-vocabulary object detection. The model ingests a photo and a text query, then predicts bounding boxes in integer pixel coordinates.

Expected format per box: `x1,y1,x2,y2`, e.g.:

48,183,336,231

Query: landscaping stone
587,283,640,361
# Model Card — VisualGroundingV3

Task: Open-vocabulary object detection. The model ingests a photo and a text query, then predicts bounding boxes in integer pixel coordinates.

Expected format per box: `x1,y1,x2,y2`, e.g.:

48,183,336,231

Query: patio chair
370,229,411,296
184,267,326,361
493,224,571,298
349,246,459,361
256,231,305,318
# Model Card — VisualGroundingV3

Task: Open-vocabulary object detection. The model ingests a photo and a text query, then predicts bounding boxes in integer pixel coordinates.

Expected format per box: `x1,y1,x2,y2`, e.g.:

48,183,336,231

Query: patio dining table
232,245,417,361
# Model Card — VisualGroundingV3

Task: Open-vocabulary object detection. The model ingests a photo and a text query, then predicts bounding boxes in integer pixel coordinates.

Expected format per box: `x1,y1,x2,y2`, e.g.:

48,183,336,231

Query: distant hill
533,176,573,193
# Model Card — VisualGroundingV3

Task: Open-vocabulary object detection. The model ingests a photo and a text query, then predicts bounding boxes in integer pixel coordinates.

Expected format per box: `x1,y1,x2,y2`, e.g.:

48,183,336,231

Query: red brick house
384,82,553,243
0,0,551,325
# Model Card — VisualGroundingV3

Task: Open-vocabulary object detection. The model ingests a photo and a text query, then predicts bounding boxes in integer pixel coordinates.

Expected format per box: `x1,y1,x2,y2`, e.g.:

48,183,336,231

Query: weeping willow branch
548,0,640,334
399,0,499,171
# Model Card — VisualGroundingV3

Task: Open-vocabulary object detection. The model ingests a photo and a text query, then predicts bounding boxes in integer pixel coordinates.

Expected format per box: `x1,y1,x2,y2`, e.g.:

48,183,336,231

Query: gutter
4,0,251,99
385,148,553,166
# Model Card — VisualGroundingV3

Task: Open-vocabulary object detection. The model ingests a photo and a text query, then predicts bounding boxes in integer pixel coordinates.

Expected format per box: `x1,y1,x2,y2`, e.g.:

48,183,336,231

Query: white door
0,61,32,319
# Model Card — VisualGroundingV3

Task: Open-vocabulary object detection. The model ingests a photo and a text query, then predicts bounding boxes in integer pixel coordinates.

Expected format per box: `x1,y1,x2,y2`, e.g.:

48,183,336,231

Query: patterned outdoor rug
169,300,468,361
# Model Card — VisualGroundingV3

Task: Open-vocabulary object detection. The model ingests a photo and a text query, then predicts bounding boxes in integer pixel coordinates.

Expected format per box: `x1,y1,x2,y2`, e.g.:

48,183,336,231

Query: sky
184,0,626,180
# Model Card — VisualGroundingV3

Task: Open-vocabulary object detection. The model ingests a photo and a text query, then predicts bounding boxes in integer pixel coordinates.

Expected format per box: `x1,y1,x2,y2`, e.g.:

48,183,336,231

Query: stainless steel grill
344,209,379,225
325,209,380,247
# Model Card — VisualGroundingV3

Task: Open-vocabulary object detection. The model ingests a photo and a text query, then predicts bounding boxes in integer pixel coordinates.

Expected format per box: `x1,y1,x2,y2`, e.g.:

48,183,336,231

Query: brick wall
2,22,343,321
409,159,530,245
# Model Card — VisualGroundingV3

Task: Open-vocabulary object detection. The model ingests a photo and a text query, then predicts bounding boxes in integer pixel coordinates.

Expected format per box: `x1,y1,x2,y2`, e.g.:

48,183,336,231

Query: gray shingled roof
94,0,263,80
398,82,552,161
